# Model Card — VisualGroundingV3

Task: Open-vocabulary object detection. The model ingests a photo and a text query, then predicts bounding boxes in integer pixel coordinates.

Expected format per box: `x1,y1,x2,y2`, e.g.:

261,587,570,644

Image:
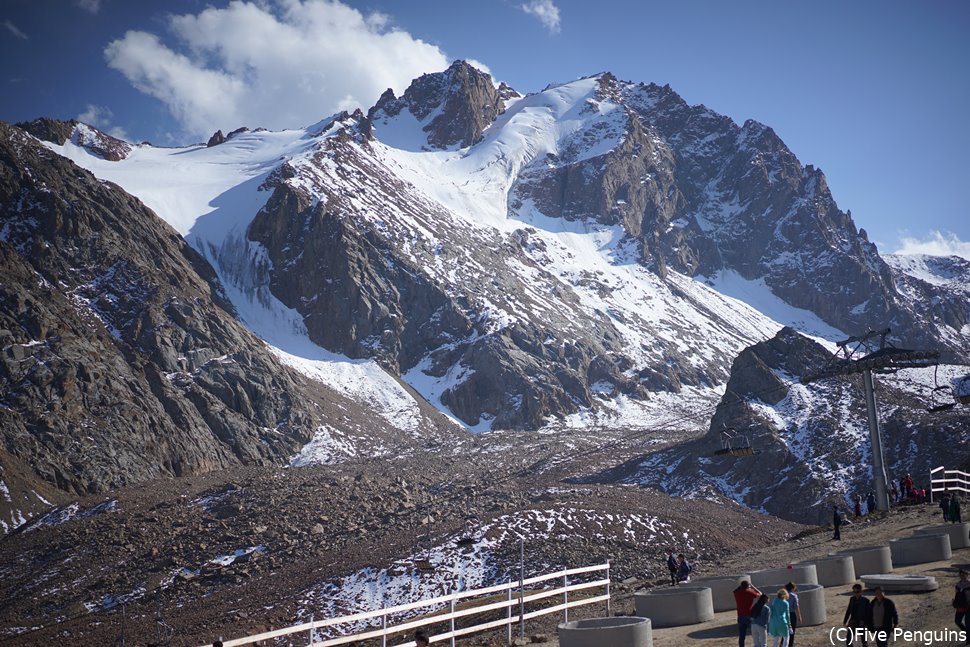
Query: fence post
381,609,387,647
309,614,314,646
449,593,456,647
563,574,569,623
506,583,513,646
519,539,525,640
606,561,611,617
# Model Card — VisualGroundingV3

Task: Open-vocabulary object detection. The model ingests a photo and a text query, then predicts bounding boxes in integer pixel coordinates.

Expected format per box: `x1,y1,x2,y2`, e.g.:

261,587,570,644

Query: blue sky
2,0,968,257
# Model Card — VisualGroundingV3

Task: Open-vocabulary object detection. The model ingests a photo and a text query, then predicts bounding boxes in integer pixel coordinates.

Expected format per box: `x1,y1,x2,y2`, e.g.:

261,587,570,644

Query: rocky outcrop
0,121,449,504
367,60,506,149
17,117,131,161
595,327,969,523
207,130,226,147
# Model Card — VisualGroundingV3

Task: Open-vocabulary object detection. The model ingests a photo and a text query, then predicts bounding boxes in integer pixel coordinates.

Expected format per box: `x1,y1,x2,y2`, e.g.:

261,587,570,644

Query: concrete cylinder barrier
748,564,818,588
759,583,827,627
634,587,714,628
687,575,750,612
558,616,653,647
830,545,892,576
914,522,970,549
797,555,855,587
859,574,939,592
889,533,952,566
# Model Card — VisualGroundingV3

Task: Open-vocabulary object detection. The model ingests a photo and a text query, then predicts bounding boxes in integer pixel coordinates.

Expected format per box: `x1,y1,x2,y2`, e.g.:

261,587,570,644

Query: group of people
939,491,964,523
666,550,693,585
734,580,801,647
842,583,899,647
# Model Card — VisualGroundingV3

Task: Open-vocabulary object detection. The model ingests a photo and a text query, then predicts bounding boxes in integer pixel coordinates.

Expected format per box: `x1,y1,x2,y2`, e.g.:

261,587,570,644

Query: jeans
770,636,788,647
738,616,752,647
956,609,969,643
751,623,767,647
789,614,798,647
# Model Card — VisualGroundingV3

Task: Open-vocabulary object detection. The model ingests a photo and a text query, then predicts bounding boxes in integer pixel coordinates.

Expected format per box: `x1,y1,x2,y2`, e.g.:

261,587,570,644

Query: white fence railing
207,562,611,647
929,466,970,501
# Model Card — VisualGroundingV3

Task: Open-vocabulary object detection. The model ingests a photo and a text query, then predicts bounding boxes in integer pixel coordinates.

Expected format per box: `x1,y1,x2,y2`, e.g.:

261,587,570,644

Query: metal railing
207,562,611,647
929,466,970,502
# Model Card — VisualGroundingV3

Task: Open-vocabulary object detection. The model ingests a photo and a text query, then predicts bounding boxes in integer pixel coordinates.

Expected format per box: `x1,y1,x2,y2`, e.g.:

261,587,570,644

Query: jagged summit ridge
368,60,510,150
27,66,969,435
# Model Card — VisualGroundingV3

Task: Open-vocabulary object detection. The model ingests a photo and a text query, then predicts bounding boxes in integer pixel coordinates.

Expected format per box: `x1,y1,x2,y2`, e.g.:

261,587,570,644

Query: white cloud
3,20,28,40
895,230,970,261
103,0,451,141
519,0,561,33
77,104,129,141
76,0,102,14
464,59,492,77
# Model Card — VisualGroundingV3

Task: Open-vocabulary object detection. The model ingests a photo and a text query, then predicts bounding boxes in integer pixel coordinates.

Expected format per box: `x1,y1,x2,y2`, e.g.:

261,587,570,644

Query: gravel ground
0,429,803,647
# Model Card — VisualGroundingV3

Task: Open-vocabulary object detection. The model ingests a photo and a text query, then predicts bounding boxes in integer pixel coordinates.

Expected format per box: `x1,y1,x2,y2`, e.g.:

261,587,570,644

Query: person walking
866,587,898,647
866,492,876,515
666,550,679,586
785,582,802,646
750,593,771,647
854,493,863,518
677,553,692,582
941,492,952,522
890,480,898,503
843,583,870,646
955,568,970,645
768,589,791,647
902,474,914,500
734,580,763,647
951,495,962,523
833,505,843,541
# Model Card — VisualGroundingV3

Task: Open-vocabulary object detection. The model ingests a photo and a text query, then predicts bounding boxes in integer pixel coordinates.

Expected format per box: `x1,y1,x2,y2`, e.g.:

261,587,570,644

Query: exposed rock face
597,327,969,523
510,76,967,346
367,60,506,149
17,118,131,161
207,130,226,147
0,121,450,507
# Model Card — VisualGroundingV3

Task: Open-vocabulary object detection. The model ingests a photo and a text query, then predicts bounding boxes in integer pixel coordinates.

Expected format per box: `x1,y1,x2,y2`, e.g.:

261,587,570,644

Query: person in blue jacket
768,588,791,647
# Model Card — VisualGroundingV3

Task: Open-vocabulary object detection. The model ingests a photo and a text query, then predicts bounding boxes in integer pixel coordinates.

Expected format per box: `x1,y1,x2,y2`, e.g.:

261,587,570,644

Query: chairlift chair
713,427,761,458
455,514,481,548
927,385,956,413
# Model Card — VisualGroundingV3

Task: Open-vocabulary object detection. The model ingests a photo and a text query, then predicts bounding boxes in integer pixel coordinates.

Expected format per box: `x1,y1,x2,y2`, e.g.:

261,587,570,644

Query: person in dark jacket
833,505,843,541
666,550,679,586
866,587,898,647
676,553,692,582
866,492,876,515
843,583,870,646
954,568,969,644
951,495,962,523
941,493,952,521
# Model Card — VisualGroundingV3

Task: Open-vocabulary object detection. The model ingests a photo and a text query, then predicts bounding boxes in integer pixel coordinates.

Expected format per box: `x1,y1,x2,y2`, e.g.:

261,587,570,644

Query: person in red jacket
734,580,762,647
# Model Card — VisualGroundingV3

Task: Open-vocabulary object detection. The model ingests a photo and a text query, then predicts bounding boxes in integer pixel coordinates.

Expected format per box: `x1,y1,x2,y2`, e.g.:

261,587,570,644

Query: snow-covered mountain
37,62,967,432
4,61,967,525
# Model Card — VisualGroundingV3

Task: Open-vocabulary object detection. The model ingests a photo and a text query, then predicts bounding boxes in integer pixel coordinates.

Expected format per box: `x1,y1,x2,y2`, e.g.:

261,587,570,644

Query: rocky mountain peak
367,59,506,149
17,117,131,161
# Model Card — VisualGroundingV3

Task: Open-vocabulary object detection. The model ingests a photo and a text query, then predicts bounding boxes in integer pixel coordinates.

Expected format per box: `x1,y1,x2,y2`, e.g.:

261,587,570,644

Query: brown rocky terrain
0,120,458,513
0,427,804,647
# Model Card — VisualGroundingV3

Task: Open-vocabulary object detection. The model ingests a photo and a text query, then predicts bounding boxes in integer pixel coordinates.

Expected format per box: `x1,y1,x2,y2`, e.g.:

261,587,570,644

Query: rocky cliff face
241,70,966,431
367,60,508,149
24,68,967,440
0,121,455,513
595,327,969,523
